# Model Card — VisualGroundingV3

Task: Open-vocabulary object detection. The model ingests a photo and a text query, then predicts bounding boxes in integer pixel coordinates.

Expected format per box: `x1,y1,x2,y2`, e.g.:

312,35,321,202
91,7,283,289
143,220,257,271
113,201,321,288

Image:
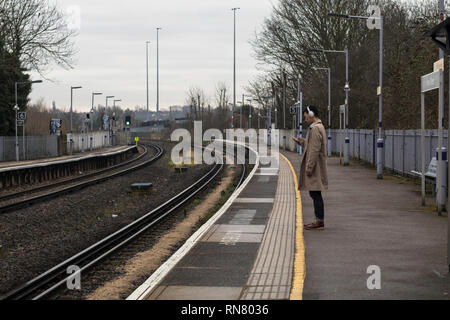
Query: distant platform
0,145,136,172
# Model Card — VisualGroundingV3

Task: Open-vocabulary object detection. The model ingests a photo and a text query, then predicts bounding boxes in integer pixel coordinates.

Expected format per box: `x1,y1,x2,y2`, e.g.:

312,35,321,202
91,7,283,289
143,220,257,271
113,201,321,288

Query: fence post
392,131,395,173
372,130,376,165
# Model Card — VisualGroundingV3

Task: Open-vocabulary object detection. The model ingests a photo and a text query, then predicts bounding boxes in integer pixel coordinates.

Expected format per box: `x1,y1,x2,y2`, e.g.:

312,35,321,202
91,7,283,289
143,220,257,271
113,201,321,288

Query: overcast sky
28,0,276,113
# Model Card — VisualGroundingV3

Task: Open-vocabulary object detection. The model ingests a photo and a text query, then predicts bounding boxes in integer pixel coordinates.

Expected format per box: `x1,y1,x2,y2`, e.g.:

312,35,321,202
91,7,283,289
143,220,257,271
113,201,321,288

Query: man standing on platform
293,105,328,230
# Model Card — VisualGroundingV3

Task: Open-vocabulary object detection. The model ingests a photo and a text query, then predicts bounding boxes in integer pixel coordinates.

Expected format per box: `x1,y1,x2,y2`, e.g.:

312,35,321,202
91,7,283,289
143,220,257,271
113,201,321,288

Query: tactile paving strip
240,157,296,300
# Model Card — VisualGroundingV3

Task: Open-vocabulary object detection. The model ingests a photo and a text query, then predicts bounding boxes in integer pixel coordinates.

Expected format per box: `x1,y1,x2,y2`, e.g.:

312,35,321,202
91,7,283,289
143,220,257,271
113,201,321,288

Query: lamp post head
93,92,102,96
32,80,43,84
425,17,450,55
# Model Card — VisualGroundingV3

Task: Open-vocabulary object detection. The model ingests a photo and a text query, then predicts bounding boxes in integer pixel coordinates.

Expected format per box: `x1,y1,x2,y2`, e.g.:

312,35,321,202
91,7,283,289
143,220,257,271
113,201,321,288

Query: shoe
304,220,324,230
304,219,317,227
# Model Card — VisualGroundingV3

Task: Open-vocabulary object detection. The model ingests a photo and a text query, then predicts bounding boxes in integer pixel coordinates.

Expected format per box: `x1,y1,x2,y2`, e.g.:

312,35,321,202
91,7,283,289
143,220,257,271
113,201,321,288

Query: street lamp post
70,86,82,155
329,10,383,176
297,75,303,155
14,80,43,161
231,7,240,130
90,92,102,151
247,98,253,129
312,67,332,157
241,94,245,129
310,48,349,165
253,99,260,131
156,28,162,125
146,41,151,122
13,104,19,162
106,96,114,146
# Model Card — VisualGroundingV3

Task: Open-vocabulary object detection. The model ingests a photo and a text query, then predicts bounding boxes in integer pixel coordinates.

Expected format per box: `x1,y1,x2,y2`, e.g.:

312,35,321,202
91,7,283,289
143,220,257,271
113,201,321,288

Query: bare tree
185,86,208,121
250,0,440,130
214,82,230,109
1,0,77,73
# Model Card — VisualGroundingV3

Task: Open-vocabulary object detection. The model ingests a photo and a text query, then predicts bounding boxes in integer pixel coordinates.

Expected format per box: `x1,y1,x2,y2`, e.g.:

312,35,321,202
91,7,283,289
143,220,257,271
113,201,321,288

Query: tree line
0,0,76,136
247,0,442,130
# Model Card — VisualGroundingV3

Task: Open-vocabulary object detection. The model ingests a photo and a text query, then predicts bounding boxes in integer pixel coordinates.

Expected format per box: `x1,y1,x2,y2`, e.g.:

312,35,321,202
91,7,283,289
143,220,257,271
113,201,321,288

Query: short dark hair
304,105,320,118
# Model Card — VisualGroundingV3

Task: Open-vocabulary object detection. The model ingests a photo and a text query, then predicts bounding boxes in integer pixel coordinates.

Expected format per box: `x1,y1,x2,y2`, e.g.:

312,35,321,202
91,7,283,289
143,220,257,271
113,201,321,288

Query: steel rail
0,146,148,203
0,145,164,214
1,142,250,300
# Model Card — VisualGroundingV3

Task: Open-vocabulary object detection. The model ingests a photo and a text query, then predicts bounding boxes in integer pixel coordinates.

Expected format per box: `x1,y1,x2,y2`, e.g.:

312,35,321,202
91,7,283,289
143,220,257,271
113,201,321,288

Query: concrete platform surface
283,151,450,300
138,155,298,300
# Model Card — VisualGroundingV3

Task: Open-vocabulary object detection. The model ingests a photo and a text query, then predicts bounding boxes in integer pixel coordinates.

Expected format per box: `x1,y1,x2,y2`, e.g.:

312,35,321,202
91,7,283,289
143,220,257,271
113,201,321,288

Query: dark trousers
309,191,324,221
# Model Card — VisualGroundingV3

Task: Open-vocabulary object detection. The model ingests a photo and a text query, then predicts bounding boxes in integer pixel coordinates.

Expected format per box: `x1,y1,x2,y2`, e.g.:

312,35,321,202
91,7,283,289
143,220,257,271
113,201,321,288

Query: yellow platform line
280,153,306,300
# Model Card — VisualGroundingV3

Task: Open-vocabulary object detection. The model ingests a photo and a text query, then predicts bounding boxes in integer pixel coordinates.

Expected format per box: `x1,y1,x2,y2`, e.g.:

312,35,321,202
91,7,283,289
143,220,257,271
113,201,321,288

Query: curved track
1,142,249,300
0,144,164,214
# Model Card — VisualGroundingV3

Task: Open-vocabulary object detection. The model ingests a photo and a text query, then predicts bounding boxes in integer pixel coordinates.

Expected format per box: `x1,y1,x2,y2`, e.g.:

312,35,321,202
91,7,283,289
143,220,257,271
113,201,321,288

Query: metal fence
0,135,59,162
330,129,447,175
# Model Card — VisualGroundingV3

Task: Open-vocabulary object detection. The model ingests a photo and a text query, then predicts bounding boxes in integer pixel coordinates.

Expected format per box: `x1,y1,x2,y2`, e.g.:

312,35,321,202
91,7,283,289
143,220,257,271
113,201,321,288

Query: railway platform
0,145,138,189
128,151,301,300
128,149,450,301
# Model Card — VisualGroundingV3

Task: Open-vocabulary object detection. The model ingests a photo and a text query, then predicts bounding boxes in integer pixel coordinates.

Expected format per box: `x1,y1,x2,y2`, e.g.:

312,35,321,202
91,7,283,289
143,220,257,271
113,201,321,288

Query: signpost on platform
18,111,27,161
425,13,450,273
420,69,445,215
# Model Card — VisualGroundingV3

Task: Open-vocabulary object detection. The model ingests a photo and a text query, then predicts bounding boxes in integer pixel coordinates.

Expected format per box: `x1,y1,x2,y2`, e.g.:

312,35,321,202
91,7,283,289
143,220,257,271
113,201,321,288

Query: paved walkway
283,151,450,300
129,154,298,300
240,157,296,300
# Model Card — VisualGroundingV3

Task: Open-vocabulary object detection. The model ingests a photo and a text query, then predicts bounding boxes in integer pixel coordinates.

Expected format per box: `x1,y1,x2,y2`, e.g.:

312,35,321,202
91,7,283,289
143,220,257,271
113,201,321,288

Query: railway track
1,142,249,300
0,144,164,214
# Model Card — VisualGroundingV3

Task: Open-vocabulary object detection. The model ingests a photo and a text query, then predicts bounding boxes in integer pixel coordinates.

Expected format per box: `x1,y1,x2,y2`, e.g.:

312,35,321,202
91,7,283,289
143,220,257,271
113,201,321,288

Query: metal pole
274,94,278,130
328,68,332,157
23,121,25,160
421,91,425,206
344,48,350,166
81,120,85,153
156,28,161,124
70,88,73,155
15,83,19,161
283,72,286,151
232,8,240,129
241,93,244,128
437,69,444,215
146,41,150,122
268,99,272,146
91,94,94,151
377,16,384,179
258,108,260,131
298,76,303,155
448,57,450,273
438,0,450,272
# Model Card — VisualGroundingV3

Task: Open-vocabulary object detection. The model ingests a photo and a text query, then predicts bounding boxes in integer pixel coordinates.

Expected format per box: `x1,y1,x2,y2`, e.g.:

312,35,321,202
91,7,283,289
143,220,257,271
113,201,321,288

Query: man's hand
306,171,312,177
292,136,304,145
